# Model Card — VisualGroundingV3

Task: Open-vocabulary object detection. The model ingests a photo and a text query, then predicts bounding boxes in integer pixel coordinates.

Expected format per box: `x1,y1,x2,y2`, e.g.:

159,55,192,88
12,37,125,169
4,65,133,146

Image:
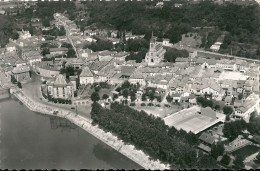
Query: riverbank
10,88,170,170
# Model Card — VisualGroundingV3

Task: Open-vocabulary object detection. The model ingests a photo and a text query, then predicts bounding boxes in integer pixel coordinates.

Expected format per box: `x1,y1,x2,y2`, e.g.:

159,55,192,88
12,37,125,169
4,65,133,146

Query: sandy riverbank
10,88,170,170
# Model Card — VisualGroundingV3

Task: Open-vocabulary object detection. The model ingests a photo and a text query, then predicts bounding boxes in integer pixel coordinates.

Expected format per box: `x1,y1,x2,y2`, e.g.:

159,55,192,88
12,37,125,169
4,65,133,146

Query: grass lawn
232,145,260,160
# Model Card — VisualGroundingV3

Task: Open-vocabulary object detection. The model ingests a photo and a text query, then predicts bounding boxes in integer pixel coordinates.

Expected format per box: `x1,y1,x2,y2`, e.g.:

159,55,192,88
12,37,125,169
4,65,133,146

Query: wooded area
91,102,219,169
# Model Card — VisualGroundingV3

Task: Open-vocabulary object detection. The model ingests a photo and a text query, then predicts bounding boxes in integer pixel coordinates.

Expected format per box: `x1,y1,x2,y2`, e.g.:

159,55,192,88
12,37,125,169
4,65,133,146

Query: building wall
80,76,94,85
37,67,60,78
129,78,146,86
14,72,30,82
52,86,74,99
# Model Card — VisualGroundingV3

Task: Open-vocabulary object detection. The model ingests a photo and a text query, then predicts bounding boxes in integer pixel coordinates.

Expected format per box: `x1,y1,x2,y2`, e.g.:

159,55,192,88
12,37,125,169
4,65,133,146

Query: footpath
10,88,170,170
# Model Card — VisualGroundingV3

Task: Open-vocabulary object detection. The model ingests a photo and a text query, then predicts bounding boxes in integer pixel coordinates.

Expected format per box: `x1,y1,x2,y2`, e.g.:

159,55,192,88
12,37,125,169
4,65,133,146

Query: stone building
11,65,30,82
145,33,166,66
46,74,74,100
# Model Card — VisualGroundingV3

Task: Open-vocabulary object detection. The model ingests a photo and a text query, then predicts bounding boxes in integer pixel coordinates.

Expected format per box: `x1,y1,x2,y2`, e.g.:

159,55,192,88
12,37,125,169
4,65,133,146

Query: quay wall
10,88,169,170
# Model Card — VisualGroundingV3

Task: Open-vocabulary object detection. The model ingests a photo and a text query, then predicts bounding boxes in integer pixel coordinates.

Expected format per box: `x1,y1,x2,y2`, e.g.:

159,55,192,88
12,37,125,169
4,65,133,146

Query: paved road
64,25,80,58
22,73,92,119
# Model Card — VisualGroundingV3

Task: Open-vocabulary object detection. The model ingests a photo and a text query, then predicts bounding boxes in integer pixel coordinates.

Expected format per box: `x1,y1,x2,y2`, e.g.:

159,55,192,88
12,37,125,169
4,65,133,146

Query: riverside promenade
10,88,170,170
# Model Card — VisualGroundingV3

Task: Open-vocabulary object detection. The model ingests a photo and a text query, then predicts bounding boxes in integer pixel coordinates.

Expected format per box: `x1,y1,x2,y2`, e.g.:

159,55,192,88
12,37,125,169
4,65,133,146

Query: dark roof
198,143,211,153
189,94,196,99
172,93,181,97
121,66,135,76
199,132,216,145
253,135,260,144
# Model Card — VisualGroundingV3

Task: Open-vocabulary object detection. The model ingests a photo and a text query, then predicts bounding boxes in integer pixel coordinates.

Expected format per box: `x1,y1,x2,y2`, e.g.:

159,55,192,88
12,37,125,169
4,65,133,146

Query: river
0,97,142,169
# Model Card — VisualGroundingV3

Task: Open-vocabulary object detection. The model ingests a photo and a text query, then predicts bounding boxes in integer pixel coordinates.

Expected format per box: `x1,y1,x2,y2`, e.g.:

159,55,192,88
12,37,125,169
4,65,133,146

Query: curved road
22,73,92,119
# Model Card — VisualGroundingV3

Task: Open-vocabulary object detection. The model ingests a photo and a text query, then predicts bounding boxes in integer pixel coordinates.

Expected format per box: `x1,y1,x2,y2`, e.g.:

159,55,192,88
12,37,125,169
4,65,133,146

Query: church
145,34,166,66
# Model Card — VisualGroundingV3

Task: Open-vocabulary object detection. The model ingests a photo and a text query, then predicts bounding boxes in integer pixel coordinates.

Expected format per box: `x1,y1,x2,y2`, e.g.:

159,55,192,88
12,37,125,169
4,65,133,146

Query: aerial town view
0,0,260,170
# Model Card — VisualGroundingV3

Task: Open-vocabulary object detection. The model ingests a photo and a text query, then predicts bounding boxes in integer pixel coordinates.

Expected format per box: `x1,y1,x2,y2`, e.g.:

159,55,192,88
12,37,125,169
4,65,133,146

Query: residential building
80,66,94,85
46,74,74,100
22,50,42,66
49,47,68,56
198,131,217,153
11,65,30,82
225,135,252,153
36,61,61,78
234,93,260,122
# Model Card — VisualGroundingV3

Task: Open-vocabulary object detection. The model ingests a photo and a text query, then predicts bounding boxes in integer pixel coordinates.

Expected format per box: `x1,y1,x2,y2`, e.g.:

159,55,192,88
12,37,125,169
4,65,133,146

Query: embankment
10,88,170,170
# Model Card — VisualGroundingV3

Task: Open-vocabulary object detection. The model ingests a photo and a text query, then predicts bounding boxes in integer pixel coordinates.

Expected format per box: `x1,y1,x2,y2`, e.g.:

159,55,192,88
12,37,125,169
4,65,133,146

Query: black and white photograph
0,0,260,170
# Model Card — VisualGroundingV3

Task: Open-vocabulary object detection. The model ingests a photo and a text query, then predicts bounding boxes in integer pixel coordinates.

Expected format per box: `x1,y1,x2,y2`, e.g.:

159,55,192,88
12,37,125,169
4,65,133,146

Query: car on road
53,110,59,115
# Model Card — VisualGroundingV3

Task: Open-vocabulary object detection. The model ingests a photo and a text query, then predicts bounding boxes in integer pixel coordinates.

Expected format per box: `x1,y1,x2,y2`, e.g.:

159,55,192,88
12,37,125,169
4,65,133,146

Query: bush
156,104,161,107
221,154,231,165
141,103,146,106
148,103,154,106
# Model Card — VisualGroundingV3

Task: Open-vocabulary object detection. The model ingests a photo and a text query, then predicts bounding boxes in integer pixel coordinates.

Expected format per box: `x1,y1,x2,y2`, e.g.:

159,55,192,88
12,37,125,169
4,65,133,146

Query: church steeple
151,31,156,43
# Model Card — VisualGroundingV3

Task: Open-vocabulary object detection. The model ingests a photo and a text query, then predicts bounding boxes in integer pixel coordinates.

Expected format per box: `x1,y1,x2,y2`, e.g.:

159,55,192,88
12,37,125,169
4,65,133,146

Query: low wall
10,88,169,170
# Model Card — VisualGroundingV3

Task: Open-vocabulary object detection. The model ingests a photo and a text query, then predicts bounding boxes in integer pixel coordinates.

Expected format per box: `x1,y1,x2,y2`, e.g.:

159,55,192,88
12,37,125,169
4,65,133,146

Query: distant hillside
83,1,260,59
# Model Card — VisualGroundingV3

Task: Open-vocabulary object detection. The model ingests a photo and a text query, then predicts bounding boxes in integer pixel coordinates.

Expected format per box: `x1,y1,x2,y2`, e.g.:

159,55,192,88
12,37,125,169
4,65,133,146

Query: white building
234,93,260,122
46,74,74,100
80,66,94,85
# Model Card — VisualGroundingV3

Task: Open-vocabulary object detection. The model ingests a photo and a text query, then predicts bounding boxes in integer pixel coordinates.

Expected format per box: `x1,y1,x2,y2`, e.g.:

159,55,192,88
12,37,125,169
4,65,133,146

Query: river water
0,97,142,169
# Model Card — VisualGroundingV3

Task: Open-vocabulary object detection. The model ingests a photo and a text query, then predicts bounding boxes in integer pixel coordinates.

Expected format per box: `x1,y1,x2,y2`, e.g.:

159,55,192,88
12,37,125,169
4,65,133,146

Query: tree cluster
61,42,76,58
115,81,138,102
0,15,19,47
196,96,213,108
164,48,189,63
223,119,247,141
90,102,218,169
42,26,66,37
86,39,114,52
84,1,260,59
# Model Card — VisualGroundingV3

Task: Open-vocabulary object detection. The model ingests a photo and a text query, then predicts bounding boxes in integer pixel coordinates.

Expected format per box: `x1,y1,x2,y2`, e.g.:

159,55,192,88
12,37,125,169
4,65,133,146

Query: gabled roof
12,65,30,74
80,66,93,77
199,132,216,145
121,66,136,76
54,74,67,85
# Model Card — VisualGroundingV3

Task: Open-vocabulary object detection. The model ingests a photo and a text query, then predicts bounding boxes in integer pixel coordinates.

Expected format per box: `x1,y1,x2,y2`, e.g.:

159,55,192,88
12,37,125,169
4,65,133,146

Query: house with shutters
80,66,94,85
46,74,74,100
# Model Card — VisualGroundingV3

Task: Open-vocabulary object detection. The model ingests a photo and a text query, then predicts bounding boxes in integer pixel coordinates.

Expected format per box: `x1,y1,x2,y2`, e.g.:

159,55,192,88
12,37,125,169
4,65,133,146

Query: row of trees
90,102,219,169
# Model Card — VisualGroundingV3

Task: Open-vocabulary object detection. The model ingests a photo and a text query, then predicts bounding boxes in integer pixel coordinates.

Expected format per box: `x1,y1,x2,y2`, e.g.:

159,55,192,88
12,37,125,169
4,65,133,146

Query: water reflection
50,116,77,131
93,143,143,169
0,98,141,169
